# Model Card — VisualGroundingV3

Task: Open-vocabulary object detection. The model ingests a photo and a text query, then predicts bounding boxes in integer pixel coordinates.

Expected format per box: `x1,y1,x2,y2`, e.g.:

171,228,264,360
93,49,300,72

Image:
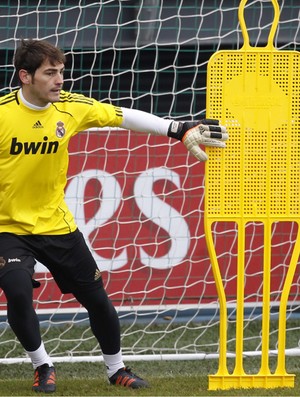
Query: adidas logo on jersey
32,120,43,128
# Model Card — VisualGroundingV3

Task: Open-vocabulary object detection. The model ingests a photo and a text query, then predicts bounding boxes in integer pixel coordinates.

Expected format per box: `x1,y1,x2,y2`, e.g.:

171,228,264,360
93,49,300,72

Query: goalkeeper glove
167,119,228,161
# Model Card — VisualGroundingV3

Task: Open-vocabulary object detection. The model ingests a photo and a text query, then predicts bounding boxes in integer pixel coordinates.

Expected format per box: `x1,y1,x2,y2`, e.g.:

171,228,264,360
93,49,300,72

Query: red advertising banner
0,130,298,312
63,130,216,307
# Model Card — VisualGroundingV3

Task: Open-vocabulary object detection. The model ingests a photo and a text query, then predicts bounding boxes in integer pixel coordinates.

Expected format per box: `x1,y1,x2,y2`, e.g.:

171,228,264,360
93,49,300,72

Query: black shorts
0,229,103,294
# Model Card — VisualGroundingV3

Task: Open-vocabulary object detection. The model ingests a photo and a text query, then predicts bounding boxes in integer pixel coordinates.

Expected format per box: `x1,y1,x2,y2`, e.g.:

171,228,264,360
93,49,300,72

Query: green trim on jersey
0,90,123,235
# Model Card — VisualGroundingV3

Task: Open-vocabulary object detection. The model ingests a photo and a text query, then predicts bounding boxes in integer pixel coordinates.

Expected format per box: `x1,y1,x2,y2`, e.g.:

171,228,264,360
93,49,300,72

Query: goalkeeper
0,39,228,393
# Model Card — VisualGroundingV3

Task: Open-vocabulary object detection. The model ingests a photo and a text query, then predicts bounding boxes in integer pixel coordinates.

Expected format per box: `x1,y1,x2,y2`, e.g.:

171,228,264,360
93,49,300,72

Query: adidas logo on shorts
94,269,102,280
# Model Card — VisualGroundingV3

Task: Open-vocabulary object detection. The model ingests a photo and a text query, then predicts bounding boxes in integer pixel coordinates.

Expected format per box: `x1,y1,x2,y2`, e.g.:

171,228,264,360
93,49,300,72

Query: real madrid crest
0,257,6,269
56,121,66,138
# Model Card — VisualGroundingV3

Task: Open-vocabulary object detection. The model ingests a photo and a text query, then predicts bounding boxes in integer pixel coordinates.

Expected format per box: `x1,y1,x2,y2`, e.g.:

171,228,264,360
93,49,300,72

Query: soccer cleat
109,366,149,389
32,364,56,393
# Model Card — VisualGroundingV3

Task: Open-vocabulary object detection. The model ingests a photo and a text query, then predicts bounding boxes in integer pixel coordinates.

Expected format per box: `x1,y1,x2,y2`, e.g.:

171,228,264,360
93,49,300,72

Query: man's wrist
167,121,185,140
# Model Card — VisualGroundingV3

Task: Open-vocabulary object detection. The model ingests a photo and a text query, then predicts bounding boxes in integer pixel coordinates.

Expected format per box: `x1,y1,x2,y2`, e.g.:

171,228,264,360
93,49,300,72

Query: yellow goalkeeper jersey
0,90,123,235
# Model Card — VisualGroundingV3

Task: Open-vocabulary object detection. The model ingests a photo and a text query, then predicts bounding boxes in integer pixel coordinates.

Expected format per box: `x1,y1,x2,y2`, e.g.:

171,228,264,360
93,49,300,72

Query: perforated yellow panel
206,51,300,219
204,0,300,391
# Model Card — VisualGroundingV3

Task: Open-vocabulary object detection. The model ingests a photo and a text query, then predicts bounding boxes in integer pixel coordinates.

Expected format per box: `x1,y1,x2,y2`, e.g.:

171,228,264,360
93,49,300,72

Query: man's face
21,59,65,107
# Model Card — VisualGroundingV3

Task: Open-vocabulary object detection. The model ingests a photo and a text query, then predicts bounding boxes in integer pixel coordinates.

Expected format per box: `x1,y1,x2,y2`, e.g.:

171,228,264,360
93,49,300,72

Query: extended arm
120,107,228,161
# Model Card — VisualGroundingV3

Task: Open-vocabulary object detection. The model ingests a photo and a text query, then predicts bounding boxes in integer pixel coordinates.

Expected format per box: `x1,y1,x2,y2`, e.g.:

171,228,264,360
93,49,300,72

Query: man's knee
75,286,114,313
1,270,33,308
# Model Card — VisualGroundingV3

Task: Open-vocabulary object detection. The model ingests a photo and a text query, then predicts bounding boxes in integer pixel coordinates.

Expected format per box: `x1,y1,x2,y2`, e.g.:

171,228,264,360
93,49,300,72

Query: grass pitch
0,359,300,396
0,321,300,396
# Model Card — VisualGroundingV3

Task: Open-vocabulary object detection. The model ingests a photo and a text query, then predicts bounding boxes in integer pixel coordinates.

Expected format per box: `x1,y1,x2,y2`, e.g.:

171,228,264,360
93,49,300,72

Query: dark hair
14,39,66,77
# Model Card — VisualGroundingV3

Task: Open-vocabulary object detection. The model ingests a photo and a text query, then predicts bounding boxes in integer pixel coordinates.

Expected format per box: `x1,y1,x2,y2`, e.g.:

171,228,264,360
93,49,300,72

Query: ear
19,69,32,85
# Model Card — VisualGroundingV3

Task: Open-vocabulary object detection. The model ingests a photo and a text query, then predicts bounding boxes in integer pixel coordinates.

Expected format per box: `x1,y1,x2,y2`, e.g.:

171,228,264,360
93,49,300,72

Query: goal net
0,0,299,365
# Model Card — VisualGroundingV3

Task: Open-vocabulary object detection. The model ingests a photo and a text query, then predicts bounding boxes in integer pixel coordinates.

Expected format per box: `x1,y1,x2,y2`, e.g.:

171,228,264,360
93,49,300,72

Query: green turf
1,320,300,396
0,360,299,396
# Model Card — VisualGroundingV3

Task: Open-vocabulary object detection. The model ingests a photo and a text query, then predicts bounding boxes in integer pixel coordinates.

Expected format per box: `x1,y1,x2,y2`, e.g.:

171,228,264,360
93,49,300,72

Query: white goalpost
0,0,300,364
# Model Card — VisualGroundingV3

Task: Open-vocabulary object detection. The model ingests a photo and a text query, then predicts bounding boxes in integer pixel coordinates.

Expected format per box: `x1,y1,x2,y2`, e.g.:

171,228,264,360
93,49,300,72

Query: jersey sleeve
81,100,124,130
58,91,124,134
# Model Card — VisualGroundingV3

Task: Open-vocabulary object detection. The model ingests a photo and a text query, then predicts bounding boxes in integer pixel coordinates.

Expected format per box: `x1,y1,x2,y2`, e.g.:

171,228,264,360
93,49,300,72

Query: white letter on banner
134,167,190,269
65,169,127,271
